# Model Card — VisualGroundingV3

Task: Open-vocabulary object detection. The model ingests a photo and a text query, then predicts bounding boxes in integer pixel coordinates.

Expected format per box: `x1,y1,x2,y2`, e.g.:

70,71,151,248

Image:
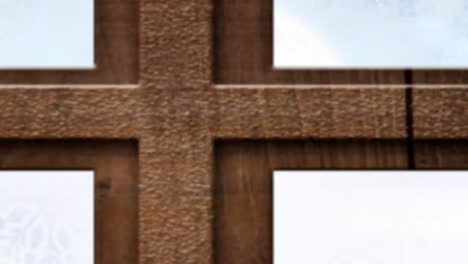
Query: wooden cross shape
0,0,467,263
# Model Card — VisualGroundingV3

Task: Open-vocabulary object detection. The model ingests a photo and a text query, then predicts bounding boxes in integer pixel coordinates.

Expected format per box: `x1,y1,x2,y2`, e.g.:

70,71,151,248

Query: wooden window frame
214,139,468,264
0,0,465,263
0,140,138,264
214,0,468,85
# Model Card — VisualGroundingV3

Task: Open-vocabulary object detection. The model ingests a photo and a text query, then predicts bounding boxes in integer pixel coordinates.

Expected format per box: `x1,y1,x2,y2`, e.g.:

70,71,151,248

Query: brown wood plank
413,88,468,138
214,0,406,84
213,88,407,138
414,140,468,168
0,140,138,264
0,0,138,84
412,71,468,84
214,139,408,264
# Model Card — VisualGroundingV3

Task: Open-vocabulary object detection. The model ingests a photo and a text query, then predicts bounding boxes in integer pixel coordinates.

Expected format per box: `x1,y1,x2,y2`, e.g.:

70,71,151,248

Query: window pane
0,171,94,263
274,0,468,68
0,0,94,69
275,171,468,264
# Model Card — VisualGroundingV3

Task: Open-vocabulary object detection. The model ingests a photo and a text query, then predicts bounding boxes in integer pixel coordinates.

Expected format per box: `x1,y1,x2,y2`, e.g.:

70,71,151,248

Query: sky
0,0,94,69
0,171,94,264
274,0,468,68
275,171,468,264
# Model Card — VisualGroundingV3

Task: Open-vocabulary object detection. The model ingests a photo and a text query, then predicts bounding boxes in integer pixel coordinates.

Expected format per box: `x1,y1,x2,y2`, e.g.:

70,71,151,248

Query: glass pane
0,0,94,69
274,0,468,68
0,171,94,263
274,171,468,264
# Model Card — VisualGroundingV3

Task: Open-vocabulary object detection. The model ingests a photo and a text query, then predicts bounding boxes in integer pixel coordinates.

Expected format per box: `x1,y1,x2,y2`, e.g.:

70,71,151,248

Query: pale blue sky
0,0,94,69
275,0,468,68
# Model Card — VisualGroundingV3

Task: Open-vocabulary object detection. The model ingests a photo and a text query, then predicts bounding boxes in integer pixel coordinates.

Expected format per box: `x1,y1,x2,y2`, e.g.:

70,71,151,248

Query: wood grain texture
0,0,455,262
0,140,138,264
214,140,408,264
413,87,468,138
214,0,406,84
213,87,407,138
0,0,138,84
0,88,407,139
412,71,468,85
414,140,468,168
140,0,212,87
0,85,406,264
